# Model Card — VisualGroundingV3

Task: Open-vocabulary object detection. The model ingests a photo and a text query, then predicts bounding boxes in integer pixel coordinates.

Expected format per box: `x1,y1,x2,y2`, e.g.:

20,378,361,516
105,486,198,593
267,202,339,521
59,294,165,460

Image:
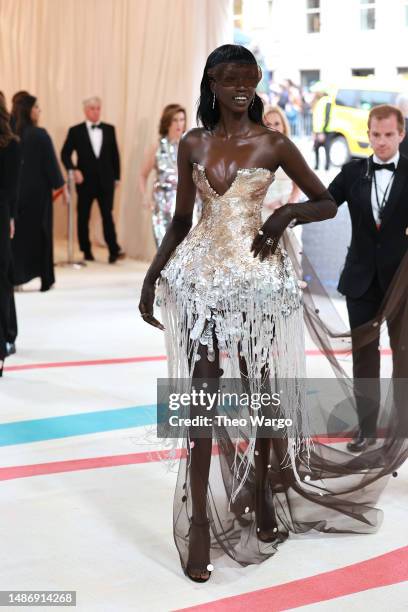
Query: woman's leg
186,331,221,579
254,436,279,541
238,351,279,541
313,140,320,170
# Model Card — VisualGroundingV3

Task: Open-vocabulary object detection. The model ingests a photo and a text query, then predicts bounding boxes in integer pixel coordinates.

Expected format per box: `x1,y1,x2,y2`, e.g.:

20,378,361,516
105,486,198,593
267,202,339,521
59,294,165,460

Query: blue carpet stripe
0,405,157,446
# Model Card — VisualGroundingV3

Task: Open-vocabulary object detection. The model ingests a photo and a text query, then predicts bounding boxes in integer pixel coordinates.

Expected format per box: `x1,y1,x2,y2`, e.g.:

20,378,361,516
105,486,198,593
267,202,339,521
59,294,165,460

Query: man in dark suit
328,105,408,452
61,96,124,263
397,93,408,157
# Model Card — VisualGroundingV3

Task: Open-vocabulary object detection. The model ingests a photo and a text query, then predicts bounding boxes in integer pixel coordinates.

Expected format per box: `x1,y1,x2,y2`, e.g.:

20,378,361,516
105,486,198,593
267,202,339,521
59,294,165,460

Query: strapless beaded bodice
188,163,276,274
161,163,301,303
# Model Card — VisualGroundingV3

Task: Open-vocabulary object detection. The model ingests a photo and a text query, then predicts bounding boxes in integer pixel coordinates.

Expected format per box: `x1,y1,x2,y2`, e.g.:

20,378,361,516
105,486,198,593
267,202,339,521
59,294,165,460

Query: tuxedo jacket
328,154,408,299
399,118,408,157
61,122,120,190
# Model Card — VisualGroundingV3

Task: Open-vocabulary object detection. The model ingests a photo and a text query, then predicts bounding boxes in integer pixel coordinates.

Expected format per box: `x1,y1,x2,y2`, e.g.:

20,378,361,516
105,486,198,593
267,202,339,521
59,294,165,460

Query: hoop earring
250,96,255,108
212,92,216,110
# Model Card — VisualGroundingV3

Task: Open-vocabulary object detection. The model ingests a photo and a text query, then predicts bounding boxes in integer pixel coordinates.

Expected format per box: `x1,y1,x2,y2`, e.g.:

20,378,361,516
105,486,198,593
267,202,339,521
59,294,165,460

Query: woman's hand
251,205,293,261
10,219,15,239
138,279,164,330
74,170,84,184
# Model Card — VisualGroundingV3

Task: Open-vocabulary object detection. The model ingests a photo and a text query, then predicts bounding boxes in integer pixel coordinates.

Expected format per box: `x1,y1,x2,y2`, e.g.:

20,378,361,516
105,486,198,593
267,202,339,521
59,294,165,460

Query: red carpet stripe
0,449,184,480
0,438,356,482
4,355,167,372
3,349,391,372
175,546,408,612
0,446,221,481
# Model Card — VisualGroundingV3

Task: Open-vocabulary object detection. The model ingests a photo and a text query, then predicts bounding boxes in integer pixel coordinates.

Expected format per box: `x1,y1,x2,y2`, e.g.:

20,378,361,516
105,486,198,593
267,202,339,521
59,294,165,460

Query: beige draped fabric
0,0,232,259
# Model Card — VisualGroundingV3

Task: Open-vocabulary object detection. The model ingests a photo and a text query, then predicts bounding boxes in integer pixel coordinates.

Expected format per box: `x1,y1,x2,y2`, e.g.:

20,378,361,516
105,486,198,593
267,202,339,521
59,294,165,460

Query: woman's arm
277,135,336,221
138,133,197,329
138,144,157,206
42,129,65,190
252,135,336,259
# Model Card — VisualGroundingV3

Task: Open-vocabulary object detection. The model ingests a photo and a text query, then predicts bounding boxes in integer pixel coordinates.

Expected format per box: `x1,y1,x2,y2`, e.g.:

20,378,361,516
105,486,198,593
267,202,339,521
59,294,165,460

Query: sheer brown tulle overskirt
161,232,408,572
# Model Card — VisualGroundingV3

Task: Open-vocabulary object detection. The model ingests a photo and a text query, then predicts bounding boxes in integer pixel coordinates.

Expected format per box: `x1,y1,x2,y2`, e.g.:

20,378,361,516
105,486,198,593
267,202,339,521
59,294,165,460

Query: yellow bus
315,77,407,166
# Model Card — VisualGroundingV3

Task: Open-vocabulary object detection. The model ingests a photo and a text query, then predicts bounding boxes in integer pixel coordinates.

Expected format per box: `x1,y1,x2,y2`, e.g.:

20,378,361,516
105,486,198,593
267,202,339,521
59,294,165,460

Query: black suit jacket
61,122,120,190
328,154,408,299
399,118,408,157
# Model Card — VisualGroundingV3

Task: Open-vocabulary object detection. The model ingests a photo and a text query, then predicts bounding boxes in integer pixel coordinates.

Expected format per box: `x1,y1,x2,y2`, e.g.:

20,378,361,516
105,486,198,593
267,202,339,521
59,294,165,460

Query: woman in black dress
12,95,66,291
0,93,20,376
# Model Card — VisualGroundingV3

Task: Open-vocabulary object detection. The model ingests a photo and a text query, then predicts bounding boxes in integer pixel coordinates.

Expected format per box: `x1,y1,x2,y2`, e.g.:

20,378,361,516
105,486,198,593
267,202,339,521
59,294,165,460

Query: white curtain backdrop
0,0,232,259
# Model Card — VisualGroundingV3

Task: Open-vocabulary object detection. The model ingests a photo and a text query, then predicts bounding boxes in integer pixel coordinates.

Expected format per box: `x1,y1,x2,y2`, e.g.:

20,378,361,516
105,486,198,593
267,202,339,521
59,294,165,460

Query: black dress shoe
347,430,376,453
40,282,54,292
6,342,16,356
84,251,95,261
108,251,125,264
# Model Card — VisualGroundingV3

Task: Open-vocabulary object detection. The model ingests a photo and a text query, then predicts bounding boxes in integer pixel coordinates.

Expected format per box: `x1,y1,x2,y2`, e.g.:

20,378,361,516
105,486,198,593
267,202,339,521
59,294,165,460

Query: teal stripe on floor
0,405,157,446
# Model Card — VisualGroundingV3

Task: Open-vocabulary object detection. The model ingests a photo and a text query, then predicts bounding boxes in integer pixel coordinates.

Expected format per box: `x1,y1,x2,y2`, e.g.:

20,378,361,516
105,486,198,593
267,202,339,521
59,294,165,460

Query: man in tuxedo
61,97,124,263
328,104,408,452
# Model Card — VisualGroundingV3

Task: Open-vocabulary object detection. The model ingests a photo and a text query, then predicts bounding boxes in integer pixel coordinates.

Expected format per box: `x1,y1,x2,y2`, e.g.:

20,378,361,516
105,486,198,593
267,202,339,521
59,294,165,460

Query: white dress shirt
86,120,103,158
371,151,399,224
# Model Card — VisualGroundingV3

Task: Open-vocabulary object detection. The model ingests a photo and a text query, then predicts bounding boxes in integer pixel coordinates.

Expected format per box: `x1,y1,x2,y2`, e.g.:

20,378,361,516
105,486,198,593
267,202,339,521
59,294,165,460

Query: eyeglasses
214,74,261,88
208,63,262,89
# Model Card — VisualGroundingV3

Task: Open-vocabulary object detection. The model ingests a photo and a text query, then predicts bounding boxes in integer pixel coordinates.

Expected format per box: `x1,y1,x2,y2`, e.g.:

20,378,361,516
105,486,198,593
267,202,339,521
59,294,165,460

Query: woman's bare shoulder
180,128,210,156
182,127,208,141
262,126,287,144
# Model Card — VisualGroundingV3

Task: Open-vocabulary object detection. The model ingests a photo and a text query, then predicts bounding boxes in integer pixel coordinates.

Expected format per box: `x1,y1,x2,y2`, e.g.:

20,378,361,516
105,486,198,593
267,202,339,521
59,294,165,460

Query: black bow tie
90,123,101,129
372,161,395,172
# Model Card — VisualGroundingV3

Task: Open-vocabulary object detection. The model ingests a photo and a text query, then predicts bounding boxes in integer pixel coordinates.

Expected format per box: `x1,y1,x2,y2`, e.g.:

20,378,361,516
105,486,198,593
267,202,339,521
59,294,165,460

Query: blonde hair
263,105,291,137
83,96,102,108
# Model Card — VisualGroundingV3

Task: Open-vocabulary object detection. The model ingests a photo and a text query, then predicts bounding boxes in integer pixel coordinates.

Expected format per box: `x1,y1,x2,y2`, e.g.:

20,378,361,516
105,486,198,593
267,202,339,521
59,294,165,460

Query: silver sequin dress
152,137,178,247
159,163,309,502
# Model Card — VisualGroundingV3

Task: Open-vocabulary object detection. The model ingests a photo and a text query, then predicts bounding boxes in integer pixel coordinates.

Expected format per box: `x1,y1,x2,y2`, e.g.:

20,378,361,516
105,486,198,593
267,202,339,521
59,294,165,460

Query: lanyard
372,169,395,224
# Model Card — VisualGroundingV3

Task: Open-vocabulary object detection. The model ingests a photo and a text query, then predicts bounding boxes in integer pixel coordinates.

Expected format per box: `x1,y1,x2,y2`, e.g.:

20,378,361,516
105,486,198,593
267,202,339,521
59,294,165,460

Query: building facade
234,0,408,88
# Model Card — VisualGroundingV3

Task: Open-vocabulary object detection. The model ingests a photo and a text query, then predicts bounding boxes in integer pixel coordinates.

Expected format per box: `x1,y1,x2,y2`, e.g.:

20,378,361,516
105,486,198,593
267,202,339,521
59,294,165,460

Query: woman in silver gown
139,104,187,247
139,45,408,583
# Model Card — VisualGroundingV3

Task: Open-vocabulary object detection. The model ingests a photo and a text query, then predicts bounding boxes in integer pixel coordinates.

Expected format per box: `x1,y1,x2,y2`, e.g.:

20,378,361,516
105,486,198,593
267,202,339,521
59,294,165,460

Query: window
306,0,320,33
360,0,375,30
358,90,397,110
335,89,397,110
352,68,374,76
300,69,320,90
233,0,243,30
335,89,358,108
